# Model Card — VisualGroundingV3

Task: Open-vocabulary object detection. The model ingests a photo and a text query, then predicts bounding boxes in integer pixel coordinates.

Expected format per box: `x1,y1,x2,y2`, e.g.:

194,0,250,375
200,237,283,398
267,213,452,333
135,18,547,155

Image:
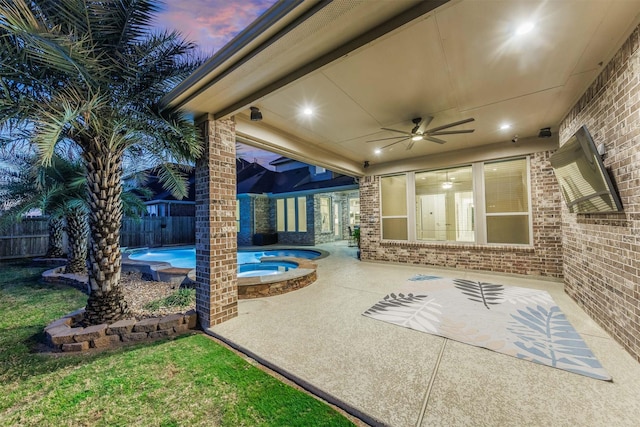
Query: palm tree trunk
45,216,66,258
64,206,88,274
82,149,128,325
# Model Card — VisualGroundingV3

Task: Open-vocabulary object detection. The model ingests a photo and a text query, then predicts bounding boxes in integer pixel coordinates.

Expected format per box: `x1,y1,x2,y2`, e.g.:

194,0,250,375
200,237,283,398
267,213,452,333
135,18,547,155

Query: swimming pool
128,247,321,270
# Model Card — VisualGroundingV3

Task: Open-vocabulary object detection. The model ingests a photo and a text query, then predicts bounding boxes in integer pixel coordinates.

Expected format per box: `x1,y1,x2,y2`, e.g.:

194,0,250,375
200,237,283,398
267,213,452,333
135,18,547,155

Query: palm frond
154,162,191,200
0,0,97,85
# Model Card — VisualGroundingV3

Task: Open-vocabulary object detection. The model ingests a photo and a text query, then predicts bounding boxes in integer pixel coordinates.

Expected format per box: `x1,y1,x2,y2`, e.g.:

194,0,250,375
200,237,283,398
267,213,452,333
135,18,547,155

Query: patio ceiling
165,0,640,177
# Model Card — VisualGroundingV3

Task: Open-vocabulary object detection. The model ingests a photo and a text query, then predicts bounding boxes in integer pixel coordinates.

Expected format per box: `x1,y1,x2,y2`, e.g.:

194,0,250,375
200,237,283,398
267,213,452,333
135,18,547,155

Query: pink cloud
153,0,277,54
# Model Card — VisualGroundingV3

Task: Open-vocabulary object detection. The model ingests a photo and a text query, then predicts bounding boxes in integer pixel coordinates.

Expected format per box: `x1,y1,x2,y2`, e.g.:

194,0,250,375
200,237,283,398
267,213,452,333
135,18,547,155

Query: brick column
195,115,238,329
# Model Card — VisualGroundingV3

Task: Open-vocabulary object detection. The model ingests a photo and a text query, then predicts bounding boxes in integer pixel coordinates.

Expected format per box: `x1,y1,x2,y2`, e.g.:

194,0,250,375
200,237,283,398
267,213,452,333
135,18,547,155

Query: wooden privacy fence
0,217,52,259
0,216,195,260
120,217,195,248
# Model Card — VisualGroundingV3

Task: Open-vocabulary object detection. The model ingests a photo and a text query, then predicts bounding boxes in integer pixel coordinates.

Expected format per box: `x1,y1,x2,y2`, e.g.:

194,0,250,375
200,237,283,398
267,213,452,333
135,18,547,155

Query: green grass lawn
0,260,354,426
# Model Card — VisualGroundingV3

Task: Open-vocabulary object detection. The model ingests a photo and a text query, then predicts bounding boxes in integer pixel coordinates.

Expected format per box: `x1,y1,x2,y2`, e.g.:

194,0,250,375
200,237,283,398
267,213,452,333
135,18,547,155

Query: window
379,157,531,245
236,202,240,232
484,158,530,244
415,166,473,242
298,197,307,232
286,198,296,232
319,197,332,233
381,175,408,240
276,199,285,232
348,197,360,226
276,197,307,233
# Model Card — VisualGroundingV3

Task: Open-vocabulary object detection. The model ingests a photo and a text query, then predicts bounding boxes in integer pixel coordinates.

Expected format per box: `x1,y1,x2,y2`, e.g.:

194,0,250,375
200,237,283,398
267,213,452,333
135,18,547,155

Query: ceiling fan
368,116,475,150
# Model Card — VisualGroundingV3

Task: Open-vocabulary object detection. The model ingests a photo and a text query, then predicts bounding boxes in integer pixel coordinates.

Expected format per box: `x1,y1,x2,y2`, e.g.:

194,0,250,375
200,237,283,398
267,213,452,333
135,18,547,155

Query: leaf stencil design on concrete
363,277,611,381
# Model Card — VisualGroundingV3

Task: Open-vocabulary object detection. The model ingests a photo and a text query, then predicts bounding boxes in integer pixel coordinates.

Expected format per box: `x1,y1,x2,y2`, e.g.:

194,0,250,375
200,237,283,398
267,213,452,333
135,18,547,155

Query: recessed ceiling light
442,181,453,189
303,107,313,116
500,124,511,130
374,148,381,154
515,22,534,36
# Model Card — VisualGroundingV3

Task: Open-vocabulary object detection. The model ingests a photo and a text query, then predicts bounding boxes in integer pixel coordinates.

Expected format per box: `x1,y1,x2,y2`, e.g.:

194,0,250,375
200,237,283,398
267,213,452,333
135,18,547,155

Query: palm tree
46,216,67,258
0,0,203,324
0,153,66,258
2,153,152,274
1,153,88,271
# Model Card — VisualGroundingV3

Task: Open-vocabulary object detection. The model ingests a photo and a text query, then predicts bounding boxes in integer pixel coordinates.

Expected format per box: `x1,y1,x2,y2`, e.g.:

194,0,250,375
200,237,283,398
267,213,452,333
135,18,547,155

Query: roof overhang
164,0,640,177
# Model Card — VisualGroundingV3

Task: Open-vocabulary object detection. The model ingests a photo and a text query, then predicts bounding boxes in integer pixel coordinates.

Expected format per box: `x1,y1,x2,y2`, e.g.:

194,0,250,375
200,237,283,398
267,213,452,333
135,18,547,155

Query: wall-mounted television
549,125,623,214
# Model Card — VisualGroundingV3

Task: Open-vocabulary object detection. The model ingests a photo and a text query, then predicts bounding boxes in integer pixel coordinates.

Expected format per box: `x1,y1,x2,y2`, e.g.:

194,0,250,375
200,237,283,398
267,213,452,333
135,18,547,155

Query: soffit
172,0,640,176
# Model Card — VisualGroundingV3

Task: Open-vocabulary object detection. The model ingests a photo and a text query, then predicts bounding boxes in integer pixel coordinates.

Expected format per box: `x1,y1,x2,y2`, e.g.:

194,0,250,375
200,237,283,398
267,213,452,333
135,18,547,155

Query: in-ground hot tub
123,246,326,298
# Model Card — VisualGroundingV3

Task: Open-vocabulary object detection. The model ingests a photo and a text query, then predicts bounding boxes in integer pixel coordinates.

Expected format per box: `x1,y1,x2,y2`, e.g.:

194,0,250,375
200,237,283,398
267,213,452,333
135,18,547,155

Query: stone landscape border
40,255,319,352
44,308,198,352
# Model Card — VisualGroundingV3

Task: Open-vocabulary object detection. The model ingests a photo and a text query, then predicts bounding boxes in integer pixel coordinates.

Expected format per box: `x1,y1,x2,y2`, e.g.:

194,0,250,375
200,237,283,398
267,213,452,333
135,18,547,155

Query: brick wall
274,195,315,245
195,117,238,328
254,195,271,233
312,190,360,244
313,193,337,244
559,24,640,361
360,150,563,277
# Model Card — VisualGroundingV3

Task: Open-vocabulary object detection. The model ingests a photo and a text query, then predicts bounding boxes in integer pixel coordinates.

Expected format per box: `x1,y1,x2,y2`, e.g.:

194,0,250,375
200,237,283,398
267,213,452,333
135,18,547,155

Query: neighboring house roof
135,158,358,203
268,166,357,195
268,156,290,166
236,163,277,194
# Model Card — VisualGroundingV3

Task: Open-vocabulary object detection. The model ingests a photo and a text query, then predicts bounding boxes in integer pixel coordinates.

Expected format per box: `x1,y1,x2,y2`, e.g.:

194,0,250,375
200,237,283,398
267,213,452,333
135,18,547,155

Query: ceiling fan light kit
368,116,475,151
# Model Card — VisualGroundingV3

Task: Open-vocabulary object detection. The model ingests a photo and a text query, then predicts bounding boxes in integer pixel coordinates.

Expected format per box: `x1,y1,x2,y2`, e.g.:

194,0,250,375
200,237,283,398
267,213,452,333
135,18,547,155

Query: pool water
238,261,299,278
128,247,320,270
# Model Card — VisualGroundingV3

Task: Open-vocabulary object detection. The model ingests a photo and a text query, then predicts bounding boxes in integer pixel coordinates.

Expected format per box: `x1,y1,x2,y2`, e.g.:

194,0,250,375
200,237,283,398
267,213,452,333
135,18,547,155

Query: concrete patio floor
208,242,640,427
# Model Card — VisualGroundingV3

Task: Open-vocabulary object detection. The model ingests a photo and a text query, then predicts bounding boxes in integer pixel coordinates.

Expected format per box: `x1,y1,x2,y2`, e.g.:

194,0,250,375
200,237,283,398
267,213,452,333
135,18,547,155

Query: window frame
482,157,533,246
379,156,533,246
276,196,308,233
380,174,410,241
319,196,332,233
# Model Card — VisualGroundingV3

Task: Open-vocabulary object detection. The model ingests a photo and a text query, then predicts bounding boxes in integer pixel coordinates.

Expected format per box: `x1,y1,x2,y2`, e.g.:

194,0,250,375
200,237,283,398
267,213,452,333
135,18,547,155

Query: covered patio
161,1,640,423
209,242,640,426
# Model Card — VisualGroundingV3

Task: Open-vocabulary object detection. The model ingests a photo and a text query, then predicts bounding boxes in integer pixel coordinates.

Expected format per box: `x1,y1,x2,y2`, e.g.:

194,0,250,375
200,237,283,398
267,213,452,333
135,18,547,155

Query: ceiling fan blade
426,136,447,144
406,139,416,150
381,137,410,149
381,127,412,136
428,129,475,136
366,135,411,143
425,117,475,133
417,116,434,133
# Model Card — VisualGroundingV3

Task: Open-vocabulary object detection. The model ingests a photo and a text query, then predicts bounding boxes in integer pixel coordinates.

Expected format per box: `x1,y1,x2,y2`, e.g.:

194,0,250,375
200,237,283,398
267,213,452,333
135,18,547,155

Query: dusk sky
154,0,277,54
154,0,280,168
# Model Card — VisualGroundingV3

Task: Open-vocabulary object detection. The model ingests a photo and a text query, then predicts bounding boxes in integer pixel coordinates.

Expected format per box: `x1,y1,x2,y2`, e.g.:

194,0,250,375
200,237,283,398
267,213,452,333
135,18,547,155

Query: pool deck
208,241,640,427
